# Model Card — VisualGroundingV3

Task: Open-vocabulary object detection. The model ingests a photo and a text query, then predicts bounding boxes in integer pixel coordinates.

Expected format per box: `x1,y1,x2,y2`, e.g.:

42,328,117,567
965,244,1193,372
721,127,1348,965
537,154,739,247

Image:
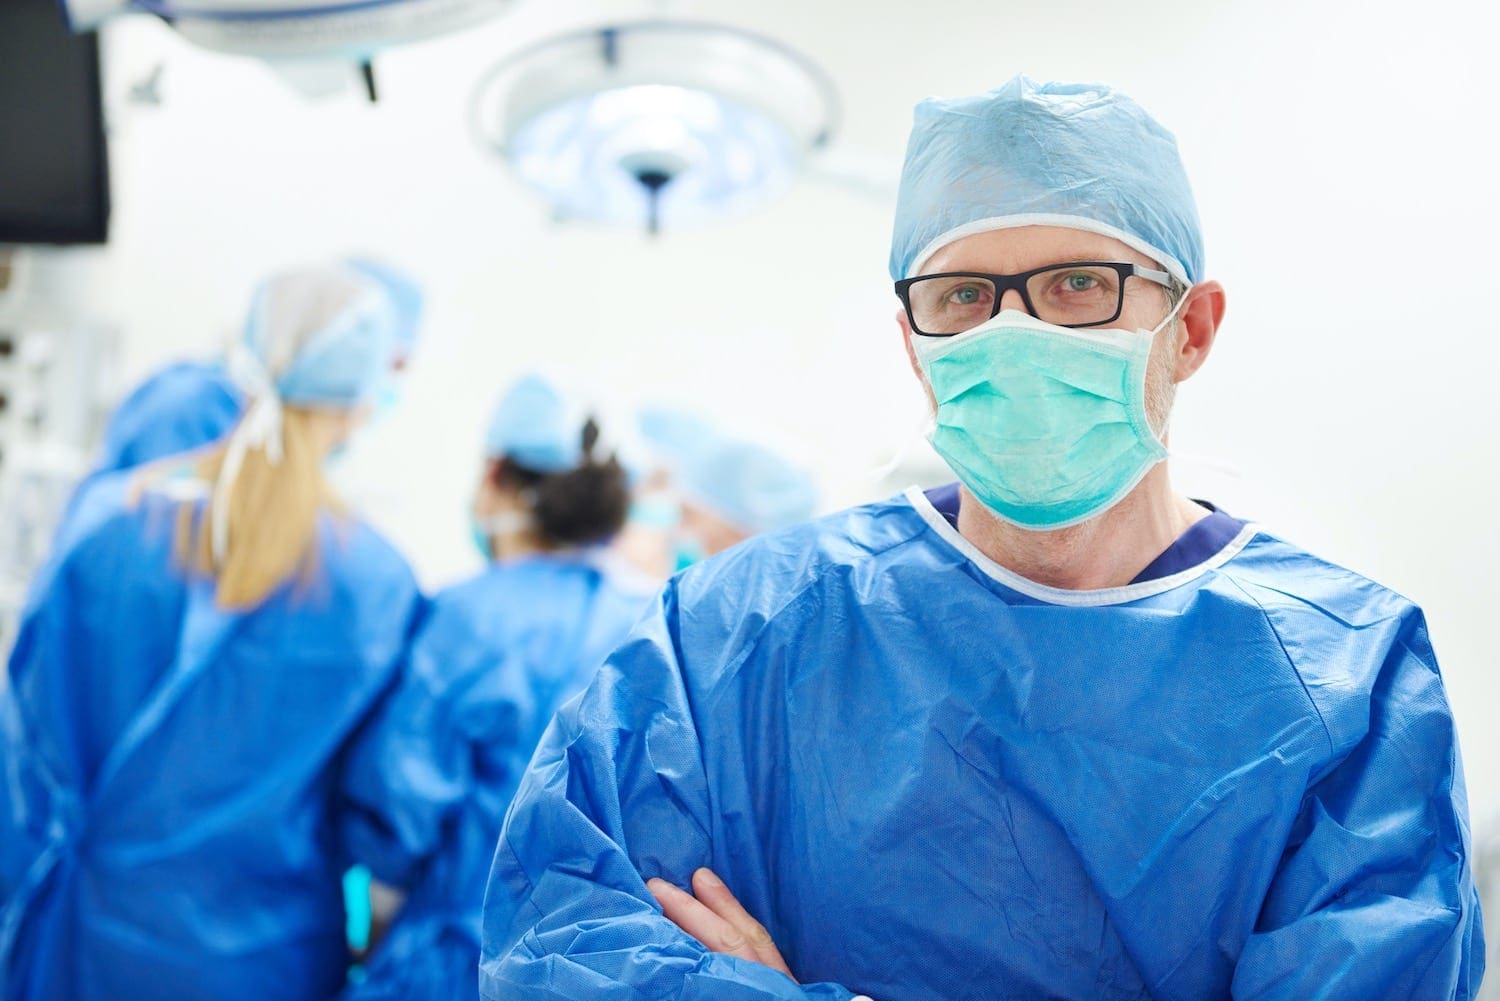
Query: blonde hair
170,408,345,610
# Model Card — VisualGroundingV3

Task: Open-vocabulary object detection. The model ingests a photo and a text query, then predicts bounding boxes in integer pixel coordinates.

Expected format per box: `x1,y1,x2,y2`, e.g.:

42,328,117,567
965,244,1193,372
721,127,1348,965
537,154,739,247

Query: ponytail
173,408,338,610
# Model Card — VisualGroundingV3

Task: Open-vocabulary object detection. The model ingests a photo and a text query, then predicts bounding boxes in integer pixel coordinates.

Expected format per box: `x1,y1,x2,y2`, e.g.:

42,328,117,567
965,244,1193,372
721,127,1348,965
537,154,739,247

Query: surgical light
60,0,514,61
471,21,839,234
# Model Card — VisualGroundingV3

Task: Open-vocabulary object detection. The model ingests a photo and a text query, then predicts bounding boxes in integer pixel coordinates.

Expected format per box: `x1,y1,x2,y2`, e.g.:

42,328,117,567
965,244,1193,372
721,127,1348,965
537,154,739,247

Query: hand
647,867,797,982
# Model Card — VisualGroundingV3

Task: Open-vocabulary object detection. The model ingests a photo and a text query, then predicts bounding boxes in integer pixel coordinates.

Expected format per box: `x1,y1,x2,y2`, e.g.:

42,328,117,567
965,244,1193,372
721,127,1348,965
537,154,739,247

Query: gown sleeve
336,594,521,889
478,582,864,1001
1231,613,1485,999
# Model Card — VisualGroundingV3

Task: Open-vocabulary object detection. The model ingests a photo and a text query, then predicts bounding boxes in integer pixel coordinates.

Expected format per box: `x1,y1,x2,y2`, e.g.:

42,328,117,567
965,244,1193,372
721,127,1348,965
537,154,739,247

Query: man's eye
948,285,988,305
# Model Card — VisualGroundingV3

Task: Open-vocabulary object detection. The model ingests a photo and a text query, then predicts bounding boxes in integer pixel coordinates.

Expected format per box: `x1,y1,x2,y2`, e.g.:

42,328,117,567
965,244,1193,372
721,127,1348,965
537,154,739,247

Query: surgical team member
623,407,818,573
479,76,1484,999
0,264,424,1001
676,438,818,562
92,257,421,475
338,375,652,1001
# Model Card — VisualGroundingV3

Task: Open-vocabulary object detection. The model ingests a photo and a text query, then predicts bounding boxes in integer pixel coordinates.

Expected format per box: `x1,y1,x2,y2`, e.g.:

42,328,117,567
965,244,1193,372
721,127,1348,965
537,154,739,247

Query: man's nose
999,288,1030,315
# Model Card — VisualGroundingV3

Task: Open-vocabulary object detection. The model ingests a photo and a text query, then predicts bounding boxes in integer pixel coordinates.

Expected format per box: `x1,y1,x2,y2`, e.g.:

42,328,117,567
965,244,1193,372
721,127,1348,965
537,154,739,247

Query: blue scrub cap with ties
637,407,817,534
682,438,818,534
485,375,590,474
344,258,423,360
889,74,1204,285
240,264,401,408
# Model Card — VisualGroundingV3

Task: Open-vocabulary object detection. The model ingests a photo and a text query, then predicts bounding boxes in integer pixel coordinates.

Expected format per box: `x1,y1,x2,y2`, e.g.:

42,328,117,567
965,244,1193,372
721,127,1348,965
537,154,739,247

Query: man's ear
1173,280,1226,383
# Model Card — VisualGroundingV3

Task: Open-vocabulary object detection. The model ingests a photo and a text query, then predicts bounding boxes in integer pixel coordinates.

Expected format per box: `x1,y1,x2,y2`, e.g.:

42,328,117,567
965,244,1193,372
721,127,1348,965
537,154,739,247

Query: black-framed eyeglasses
894,261,1174,336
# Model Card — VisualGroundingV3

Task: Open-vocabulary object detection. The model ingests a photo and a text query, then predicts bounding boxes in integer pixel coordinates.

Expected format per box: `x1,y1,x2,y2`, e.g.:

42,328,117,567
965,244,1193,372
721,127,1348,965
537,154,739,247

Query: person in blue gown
0,263,426,1001
338,374,654,1000
624,408,818,574
91,257,422,476
478,76,1485,999
93,358,246,473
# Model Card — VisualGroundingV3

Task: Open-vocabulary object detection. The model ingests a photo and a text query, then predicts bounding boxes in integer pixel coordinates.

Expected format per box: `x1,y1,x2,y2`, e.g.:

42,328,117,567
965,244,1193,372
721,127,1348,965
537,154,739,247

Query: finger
647,877,751,960
690,868,796,980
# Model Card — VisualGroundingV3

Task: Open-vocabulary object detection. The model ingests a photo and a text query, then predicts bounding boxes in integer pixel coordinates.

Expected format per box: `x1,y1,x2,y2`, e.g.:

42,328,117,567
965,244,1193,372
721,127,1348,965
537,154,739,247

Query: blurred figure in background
0,264,424,1001
618,406,818,576
93,257,422,475
674,436,820,561
337,374,652,1001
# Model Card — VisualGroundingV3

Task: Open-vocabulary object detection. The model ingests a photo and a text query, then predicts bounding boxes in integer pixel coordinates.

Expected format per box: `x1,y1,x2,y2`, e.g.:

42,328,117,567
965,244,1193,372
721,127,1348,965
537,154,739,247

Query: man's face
905,225,1184,437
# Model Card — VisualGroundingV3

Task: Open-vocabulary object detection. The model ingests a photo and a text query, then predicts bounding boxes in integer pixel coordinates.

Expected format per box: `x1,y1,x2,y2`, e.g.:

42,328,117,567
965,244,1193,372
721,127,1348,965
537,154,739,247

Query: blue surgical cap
889,75,1203,284
637,408,817,532
345,258,423,359
242,265,399,408
637,407,716,465
681,438,818,534
486,375,587,473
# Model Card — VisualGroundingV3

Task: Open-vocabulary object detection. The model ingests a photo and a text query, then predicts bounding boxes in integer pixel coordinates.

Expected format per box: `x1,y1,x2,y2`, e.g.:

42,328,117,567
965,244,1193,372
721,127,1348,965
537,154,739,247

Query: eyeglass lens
905,264,1130,334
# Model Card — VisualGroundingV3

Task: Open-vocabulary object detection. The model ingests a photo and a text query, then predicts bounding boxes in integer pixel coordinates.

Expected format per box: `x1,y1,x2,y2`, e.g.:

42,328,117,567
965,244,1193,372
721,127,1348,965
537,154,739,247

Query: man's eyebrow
923,256,1143,276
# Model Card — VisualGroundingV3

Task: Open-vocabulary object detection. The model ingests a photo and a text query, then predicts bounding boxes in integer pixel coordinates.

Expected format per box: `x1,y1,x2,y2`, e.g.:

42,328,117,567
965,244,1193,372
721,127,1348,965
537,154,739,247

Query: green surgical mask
628,492,681,531
911,304,1181,531
470,520,494,561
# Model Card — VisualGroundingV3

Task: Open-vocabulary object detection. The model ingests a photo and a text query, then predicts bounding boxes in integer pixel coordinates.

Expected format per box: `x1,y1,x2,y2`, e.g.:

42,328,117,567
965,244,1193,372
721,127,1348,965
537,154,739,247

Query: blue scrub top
0,473,424,1001
45,363,245,582
480,488,1484,1000
339,555,652,1001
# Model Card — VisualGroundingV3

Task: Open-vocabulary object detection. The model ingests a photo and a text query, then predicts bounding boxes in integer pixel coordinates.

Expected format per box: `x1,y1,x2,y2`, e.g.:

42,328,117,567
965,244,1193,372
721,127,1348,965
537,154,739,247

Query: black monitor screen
0,0,111,244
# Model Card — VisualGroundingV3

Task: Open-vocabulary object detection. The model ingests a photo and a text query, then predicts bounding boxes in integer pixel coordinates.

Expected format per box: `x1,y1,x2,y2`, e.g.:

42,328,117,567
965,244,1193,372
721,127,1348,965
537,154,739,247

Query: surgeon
338,375,653,1001
479,75,1485,999
92,256,421,474
0,264,425,1000
624,407,818,573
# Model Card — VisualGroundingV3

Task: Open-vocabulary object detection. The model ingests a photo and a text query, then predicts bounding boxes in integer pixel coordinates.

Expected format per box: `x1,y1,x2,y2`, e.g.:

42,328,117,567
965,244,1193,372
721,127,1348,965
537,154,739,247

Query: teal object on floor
344,866,373,953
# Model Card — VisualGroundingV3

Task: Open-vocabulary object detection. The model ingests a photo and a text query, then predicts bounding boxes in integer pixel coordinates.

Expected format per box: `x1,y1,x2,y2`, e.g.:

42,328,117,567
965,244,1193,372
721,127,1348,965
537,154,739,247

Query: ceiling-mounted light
61,0,514,98
471,21,839,234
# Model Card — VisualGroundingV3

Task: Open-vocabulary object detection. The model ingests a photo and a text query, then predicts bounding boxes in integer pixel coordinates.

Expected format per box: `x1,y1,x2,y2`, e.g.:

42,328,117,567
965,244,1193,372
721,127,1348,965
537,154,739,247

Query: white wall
23,0,1500,836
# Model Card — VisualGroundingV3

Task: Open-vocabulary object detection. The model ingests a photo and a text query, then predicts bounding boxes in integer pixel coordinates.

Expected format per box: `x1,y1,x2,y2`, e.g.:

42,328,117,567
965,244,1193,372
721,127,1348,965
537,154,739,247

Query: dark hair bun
494,419,629,547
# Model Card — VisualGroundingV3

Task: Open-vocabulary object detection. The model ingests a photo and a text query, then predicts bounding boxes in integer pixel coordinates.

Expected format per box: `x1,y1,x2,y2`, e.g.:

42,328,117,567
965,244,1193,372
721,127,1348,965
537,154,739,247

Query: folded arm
1232,621,1484,998
479,586,865,1001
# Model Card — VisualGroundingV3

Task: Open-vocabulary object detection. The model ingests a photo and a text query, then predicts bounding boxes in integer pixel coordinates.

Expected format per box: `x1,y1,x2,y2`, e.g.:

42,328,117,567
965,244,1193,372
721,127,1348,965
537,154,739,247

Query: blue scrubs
94,361,244,474
480,487,1484,1000
339,556,651,1001
0,473,423,1001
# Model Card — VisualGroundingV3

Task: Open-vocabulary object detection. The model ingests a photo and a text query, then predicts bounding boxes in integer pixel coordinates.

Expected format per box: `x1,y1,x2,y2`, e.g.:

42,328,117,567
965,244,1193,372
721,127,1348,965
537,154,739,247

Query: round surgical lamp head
471,21,839,234
60,0,514,61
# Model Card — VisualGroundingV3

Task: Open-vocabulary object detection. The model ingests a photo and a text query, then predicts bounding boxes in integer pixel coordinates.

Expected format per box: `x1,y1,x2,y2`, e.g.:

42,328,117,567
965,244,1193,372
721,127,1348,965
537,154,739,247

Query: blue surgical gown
44,362,243,575
480,487,1485,1000
339,556,651,1001
94,361,244,474
0,473,424,1001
